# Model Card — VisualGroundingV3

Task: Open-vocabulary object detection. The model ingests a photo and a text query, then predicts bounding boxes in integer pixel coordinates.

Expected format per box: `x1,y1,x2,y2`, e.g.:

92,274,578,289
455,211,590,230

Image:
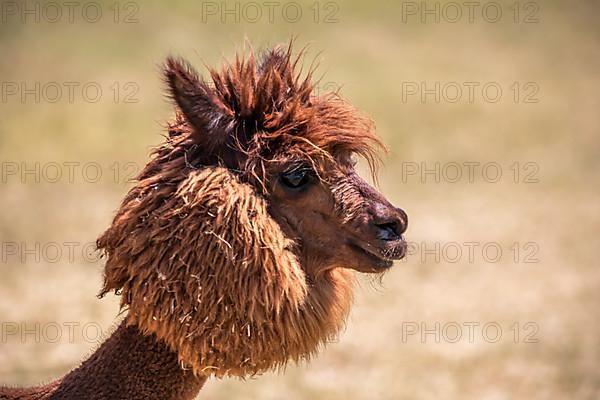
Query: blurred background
0,1,599,399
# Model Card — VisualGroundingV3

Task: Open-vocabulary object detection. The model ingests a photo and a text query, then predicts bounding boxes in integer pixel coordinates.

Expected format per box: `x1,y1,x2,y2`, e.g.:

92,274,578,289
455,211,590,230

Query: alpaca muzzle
358,202,408,268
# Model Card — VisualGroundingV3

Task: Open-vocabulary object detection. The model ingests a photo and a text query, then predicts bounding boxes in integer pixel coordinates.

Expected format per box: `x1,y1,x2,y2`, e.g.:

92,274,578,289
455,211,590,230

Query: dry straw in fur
97,43,380,378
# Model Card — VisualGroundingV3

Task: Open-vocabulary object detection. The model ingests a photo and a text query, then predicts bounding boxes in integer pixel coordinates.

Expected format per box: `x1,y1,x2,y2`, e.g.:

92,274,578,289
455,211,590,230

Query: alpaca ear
163,57,234,151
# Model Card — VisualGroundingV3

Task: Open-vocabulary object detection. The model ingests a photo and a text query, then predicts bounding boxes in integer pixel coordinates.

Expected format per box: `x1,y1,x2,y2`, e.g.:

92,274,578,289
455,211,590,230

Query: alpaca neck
2,320,206,400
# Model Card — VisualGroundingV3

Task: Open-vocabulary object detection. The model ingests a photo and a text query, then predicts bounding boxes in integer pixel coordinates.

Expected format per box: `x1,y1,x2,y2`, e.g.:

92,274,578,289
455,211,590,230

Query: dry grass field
0,1,599,399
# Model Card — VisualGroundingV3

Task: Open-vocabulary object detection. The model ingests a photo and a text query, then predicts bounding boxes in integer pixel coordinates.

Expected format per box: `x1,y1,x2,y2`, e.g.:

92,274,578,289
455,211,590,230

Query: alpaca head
97,43,407,378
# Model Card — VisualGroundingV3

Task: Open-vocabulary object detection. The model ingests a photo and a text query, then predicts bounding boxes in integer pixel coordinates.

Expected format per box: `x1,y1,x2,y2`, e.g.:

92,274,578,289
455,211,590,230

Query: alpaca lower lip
350,239,406,268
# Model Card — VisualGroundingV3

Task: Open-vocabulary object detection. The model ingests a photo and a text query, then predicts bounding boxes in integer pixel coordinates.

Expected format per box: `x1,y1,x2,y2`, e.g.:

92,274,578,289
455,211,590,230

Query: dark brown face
267,157,407,276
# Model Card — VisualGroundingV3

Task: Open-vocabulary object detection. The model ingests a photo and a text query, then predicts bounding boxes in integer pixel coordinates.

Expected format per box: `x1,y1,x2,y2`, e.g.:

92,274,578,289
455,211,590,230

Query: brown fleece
1,41,390,399
95,43,377,378
98,166,354,377
0,322,206,400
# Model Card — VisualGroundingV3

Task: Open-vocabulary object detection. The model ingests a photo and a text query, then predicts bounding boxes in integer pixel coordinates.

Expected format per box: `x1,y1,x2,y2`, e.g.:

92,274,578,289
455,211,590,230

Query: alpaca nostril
397,208,408,234
374,221,401,241
371,203,407,241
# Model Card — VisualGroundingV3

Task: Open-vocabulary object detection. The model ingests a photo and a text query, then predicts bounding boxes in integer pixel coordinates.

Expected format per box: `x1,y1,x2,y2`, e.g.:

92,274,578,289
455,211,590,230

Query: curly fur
0,42,406,400
98,165,354,377
97,43,381,378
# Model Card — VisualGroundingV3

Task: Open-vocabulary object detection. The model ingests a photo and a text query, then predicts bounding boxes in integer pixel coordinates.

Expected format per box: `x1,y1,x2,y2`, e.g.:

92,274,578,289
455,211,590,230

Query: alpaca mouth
349,238,406,269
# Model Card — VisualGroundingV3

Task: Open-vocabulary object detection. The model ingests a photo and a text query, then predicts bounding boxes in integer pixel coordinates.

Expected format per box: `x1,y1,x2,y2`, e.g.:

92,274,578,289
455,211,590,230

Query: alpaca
0,43,408,400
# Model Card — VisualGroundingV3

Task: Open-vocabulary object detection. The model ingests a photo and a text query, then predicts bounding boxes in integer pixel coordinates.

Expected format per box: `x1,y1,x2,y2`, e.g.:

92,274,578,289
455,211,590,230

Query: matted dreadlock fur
97,43,384,378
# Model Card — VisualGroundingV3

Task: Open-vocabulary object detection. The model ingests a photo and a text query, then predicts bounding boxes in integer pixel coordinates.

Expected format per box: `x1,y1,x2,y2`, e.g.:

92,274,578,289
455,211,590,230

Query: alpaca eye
280,168,312,190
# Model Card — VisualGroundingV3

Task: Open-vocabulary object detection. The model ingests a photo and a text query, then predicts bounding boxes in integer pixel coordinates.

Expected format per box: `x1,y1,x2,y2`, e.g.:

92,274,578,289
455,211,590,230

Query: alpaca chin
98,166,355,377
